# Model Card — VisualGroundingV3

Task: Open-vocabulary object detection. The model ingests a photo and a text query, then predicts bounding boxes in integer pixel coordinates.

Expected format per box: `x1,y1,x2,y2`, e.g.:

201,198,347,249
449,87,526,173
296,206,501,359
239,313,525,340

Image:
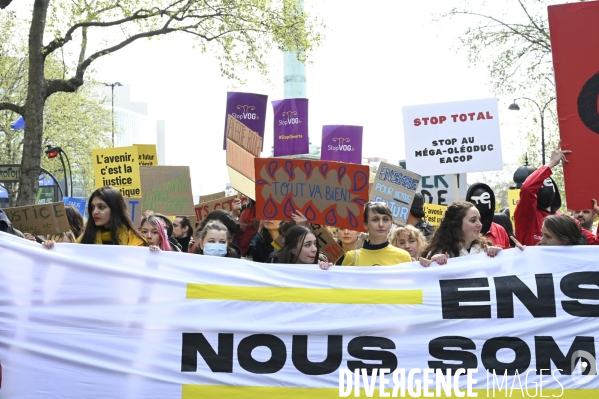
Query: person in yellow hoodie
322,202,412,268
77,186,147,246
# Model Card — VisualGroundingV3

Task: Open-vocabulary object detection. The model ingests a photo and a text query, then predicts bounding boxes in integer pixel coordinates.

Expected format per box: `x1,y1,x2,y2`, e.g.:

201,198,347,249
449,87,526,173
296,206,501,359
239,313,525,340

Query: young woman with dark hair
540,214,586,246
267,225,331,267
323,202,411,268
78,186,147,246
420,201,501,266
64,205,84,239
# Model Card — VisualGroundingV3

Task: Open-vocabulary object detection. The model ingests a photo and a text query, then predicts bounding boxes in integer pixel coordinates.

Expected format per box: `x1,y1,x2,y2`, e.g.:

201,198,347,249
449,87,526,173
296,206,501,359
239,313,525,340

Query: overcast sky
15,1,536,197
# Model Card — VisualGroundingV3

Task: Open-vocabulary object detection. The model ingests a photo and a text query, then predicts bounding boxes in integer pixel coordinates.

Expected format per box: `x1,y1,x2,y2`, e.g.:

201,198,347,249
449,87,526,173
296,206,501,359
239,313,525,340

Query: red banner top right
549,2,599,210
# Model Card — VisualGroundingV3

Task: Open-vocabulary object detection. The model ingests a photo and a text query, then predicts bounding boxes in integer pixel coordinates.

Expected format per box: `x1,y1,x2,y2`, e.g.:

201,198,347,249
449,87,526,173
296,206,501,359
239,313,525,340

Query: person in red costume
514,140,598,246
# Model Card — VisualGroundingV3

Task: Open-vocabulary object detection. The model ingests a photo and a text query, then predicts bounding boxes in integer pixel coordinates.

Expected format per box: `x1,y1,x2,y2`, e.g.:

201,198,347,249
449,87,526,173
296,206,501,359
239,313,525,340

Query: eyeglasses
365,201,388,207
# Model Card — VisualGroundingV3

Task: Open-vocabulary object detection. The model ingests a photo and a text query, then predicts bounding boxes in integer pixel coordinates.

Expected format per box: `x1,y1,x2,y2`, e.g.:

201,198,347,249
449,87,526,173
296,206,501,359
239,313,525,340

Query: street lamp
45,145,73,197
104,82,122,147
508,97,556,165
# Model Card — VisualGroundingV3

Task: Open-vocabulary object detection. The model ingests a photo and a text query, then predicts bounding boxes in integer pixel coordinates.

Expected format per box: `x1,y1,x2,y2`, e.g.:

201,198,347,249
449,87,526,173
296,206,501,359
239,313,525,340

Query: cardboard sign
226,115,263,199
417,173,467,205
139,166,194,216
508,189,520,230
194,195,237,222
548,3,599,209
369,162,421,227
133,144,158,166
254,158,370,230
309,223,345,263
4,202,70,235
92,146,142,198
199,191,226,203
422,203,447,227
62,197,87,219
403,98,503,176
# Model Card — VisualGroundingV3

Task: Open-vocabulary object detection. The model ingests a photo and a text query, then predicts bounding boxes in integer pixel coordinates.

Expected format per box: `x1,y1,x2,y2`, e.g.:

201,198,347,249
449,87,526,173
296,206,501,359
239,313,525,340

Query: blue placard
62,197,87,219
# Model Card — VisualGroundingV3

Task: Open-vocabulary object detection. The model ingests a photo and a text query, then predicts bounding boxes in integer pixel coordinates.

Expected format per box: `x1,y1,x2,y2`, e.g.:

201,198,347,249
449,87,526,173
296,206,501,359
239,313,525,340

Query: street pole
508,97,556,165
104,82,122,147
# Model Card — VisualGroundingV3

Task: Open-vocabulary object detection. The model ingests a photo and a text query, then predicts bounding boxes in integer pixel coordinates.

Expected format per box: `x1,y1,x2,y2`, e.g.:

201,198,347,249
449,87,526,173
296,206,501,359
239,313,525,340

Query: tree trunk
17,0,49,206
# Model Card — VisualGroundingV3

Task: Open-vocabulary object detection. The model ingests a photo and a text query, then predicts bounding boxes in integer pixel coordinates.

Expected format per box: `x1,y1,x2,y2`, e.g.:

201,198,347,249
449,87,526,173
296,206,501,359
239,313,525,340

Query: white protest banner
1,231,598,398
403,98,503,176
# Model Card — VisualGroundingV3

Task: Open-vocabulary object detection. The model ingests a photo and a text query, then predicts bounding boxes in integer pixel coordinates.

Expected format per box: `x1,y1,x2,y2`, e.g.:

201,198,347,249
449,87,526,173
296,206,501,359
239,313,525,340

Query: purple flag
320,125,363,164
223,92,268,150
272,98,309,157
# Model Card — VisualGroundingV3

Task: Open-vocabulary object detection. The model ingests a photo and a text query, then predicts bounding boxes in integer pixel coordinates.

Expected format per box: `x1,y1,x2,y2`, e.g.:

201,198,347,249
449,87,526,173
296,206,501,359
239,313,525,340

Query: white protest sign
403,98,503,176
418,173,467,205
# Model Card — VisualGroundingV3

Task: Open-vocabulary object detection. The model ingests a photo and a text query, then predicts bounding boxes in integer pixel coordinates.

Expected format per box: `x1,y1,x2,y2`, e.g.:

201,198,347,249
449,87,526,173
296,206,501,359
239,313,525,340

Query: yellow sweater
339,241,411,266
76,226,147,246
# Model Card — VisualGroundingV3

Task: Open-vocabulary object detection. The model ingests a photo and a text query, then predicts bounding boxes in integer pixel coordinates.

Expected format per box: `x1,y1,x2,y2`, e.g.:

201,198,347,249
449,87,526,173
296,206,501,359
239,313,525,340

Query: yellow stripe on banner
182,385,599,398
186,284,422,305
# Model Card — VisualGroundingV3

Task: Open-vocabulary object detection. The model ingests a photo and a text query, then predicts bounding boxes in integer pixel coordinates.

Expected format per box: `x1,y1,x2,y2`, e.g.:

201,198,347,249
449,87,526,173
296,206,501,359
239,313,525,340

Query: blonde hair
47,231,76,243
390,225,426,258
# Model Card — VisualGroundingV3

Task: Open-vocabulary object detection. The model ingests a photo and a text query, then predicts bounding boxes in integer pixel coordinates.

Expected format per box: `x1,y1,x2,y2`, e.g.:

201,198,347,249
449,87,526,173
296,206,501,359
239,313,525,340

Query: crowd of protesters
1,142,598,266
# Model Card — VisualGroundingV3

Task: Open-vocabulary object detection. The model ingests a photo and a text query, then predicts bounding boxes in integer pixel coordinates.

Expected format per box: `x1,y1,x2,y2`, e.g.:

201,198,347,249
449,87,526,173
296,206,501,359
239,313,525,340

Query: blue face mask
203,243,227,257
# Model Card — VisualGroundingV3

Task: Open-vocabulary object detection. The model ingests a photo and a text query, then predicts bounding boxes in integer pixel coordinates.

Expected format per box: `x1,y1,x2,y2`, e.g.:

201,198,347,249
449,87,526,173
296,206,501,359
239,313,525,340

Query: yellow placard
508,189,520,229
92,146,142,198
422,203,447,227
133,144,158,166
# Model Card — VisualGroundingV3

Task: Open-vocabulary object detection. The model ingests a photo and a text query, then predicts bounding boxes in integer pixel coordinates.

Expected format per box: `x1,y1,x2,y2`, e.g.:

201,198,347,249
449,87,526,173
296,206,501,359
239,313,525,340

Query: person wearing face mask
514,140,598,246
193,220,241,258
466,183,510,249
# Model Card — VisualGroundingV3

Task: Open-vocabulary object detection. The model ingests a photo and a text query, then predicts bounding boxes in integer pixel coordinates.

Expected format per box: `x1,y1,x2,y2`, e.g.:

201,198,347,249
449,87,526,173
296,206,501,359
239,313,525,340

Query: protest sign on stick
92,146,142,198
254,158,369,230
548,3,599,209
309,223,345,263
272,98,309,157
4,202,70,235
195,196,237,223
199,192,226,204
403,98,502,176
320,125,363,164
226,115,263,199
139,166,194,216
133,144,158,166
369,162,421,226
223,92,267,150
422,203,447,227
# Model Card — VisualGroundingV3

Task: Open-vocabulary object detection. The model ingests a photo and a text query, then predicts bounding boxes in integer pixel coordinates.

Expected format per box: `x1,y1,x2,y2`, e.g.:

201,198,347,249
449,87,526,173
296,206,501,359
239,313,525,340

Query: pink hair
141,215,171,251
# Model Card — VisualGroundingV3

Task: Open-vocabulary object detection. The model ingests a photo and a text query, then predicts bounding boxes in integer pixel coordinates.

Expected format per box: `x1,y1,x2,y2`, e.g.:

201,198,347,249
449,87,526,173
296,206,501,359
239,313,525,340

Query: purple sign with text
320,125,363,164
272,98,309,157
223,92,268,150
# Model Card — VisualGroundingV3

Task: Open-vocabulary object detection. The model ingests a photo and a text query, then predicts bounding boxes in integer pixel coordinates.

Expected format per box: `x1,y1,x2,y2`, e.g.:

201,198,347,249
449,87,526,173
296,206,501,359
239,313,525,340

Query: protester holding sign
327,202,411,267
390,225,427,260
140,215,173,252
193,220,240,258
78,186,147,246
540,214,587,246
514,141,598,247
421,201,502,266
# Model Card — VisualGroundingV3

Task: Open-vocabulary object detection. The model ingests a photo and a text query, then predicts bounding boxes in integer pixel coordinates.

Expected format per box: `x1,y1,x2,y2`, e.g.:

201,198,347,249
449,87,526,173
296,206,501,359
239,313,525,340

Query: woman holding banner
140,215,173,251
267,225,331,267
420,201,501,266
325,202,412,268
193,220,240,258
539,214,587,245
78,186,147,246
43,186,148,248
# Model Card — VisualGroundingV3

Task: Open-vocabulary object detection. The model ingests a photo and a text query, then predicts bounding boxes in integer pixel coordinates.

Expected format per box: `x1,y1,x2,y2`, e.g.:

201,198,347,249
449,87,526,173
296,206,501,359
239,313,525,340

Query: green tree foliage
0,11,110,206
443,0,578,205
0,0,323,205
